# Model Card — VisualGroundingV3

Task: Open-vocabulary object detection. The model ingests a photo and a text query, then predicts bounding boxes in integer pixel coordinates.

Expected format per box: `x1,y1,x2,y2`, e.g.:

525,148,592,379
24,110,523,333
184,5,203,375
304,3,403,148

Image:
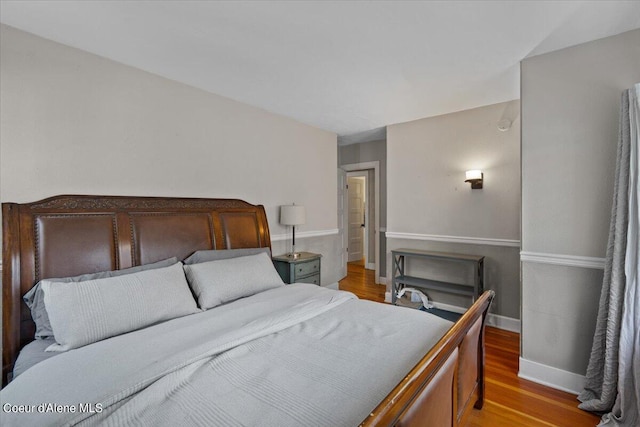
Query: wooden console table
391,248,484,304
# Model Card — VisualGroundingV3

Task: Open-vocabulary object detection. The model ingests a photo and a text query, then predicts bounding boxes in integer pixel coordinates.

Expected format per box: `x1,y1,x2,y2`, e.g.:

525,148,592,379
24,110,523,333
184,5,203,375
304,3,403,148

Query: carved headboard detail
2,195,271,385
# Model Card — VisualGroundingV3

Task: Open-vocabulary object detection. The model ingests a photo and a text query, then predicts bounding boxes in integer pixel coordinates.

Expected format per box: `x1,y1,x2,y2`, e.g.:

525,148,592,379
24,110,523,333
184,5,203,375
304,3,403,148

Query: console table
391,248,484,304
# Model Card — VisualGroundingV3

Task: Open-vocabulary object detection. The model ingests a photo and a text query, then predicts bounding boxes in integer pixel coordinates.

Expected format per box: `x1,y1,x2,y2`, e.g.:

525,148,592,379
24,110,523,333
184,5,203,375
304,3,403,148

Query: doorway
340,161,380,283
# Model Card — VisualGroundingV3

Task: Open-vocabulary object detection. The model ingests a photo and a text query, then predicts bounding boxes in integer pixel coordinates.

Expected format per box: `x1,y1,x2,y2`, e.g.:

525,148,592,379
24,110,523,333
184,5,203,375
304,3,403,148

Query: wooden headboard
2,195,271,385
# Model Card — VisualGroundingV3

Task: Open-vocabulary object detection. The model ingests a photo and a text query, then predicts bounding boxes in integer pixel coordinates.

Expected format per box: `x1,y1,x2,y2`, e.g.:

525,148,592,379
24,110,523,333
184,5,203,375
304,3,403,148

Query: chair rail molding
385,231,520,247
520,251,605,270
271,228,339,242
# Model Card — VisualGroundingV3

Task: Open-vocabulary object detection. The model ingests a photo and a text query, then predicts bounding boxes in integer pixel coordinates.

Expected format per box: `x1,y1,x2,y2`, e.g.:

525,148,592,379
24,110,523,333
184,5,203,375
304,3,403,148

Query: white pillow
42,262,200,351
183,252,285,309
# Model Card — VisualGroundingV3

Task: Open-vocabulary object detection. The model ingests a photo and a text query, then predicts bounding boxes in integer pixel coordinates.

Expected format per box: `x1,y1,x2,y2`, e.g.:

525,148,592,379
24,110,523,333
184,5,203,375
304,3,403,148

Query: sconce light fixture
465,170,483,189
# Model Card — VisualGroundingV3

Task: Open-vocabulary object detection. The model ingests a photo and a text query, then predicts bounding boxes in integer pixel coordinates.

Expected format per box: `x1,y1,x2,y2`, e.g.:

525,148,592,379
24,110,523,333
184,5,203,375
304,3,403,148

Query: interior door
337,168,347,279
348,176,365,262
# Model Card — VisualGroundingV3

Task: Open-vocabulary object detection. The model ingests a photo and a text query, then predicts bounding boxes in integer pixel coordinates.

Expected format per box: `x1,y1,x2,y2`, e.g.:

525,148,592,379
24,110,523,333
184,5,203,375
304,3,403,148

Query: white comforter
0,284,453,427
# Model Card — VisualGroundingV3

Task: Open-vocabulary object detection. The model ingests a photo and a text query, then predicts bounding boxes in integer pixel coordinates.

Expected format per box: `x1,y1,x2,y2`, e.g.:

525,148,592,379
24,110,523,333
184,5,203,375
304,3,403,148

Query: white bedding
1,284,453,427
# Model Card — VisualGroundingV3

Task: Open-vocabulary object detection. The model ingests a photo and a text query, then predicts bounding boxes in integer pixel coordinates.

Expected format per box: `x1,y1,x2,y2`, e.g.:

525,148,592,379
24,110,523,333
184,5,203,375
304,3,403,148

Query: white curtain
578,84,639,426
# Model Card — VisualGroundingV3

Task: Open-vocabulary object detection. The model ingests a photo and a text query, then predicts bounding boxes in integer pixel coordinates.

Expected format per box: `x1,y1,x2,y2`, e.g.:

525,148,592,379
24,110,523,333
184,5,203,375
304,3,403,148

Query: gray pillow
43,262,199,352
183,252,284,309
24,257,179,339
13,338,58,379
183,247,271,265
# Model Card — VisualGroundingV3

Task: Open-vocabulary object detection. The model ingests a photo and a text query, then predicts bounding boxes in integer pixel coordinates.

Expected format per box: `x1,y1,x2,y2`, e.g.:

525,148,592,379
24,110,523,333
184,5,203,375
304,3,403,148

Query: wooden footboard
361,290,494,427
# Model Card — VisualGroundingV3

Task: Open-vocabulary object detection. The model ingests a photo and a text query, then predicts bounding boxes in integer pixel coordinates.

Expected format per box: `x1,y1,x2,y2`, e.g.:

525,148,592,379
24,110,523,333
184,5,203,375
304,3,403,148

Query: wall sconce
465,170,483,189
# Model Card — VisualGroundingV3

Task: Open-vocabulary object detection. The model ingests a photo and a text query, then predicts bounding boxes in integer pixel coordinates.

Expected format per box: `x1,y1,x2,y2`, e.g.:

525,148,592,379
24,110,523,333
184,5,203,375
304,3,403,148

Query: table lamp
280,204,306,258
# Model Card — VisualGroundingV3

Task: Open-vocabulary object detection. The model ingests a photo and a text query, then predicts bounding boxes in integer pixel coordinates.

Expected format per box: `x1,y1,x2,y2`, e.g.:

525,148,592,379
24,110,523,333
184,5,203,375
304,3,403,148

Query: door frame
341,161,380,284
346,172,368,265
337,168,347,279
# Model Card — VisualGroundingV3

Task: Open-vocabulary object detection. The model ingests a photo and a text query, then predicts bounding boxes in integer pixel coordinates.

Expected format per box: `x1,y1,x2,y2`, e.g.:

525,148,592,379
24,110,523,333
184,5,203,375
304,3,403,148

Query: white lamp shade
280,205,306,226
465,170,483,181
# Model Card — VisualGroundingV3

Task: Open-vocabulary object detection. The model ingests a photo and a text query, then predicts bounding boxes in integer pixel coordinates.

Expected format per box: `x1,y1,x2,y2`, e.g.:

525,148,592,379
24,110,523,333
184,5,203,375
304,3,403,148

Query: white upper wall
387,100,521,240
0,25,337,237
521,28,640,257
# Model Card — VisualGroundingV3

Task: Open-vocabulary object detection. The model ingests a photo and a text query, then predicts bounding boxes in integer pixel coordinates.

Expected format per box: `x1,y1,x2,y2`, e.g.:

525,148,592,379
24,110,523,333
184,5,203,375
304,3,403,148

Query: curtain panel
578,84,639,427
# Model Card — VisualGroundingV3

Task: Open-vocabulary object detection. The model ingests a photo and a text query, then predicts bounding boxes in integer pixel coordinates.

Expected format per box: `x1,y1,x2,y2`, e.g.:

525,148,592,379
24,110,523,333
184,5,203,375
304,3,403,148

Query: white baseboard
485,312,520,333
378,276,388,285
431,301,520,333
366,262,376,270
324,282,339,290
382,296,520,333
518,357,585,395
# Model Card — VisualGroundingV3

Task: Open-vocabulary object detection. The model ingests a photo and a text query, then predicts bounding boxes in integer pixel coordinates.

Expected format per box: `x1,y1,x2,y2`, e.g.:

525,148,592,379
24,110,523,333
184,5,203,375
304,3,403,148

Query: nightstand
272,252,321,285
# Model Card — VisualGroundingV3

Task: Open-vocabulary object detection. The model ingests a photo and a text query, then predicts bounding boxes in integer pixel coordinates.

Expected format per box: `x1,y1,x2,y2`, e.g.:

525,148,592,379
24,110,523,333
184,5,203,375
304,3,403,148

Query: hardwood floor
465,329,600,427
340,261,386,302
338,263,601,427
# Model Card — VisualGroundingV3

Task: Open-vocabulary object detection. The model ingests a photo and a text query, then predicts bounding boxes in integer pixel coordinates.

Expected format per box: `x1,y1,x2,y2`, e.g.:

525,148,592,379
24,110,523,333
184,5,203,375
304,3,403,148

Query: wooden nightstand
272,252,321,285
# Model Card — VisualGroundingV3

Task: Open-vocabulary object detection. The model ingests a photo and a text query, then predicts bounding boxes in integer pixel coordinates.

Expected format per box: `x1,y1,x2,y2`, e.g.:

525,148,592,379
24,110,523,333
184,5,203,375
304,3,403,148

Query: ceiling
1,1,639,144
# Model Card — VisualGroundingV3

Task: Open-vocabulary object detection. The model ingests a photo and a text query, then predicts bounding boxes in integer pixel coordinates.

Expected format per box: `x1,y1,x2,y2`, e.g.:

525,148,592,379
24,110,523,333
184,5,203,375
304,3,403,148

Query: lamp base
287,243,301,259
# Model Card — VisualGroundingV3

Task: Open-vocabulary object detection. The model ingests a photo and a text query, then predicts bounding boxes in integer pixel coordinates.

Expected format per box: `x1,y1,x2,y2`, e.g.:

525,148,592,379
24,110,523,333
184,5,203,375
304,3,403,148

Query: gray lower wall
386,239,520,319
521,263,603,373
379,231,387,277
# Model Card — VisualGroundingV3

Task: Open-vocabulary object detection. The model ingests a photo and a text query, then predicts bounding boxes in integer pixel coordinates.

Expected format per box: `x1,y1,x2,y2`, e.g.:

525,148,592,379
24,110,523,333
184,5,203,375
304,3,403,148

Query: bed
1,195,494,426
